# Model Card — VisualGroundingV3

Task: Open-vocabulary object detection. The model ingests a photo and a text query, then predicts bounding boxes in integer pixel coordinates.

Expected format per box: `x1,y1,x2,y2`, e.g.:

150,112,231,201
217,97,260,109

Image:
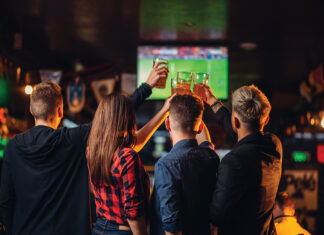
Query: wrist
210,100,223,113
207,97,218,106
144,81,154,88
160,106,169,115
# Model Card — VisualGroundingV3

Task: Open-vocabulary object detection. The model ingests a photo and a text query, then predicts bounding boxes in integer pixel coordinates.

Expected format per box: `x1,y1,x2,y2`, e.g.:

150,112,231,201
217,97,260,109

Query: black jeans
92,218,132,235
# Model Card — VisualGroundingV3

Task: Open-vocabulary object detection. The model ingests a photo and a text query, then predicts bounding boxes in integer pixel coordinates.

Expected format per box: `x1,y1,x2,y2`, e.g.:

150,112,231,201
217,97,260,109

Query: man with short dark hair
206,85,283,235
0,64,168,235
150,94,220,235
273,192,310,235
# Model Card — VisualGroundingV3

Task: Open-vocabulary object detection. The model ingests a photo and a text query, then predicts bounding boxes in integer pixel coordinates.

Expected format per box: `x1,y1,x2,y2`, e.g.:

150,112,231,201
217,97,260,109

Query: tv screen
137,46,228,100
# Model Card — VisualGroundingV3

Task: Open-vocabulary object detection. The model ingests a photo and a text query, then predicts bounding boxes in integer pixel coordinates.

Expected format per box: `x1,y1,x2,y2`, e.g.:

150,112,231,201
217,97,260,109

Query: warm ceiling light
25,85,33,95
321,119,324,128
240,42,258,51
310,118,315,125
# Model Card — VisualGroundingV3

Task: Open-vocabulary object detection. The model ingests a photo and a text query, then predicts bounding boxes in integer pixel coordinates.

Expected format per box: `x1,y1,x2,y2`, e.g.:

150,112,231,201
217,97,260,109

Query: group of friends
0,63,310,235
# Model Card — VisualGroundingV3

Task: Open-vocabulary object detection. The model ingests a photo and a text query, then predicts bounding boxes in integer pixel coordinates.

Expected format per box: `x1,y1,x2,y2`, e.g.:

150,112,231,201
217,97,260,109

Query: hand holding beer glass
193,72,209,101
153,58,169,88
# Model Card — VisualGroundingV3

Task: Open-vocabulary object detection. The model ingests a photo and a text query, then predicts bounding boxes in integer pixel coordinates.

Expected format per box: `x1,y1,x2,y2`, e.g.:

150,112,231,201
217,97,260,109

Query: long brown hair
87,94,136,186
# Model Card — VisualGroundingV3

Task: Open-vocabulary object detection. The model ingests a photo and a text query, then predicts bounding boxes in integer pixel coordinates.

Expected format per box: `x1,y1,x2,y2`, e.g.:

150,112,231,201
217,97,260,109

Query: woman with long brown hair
87,93,171,235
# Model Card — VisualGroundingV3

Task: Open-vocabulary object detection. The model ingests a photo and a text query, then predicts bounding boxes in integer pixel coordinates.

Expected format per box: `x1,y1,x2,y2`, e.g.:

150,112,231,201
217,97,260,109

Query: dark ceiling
0,0,323,87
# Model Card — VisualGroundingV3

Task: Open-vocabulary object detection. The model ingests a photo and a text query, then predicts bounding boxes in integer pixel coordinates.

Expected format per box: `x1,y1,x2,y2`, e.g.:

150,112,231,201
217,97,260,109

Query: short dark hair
276,191,295,210
169,94,204,133
30,82,63,120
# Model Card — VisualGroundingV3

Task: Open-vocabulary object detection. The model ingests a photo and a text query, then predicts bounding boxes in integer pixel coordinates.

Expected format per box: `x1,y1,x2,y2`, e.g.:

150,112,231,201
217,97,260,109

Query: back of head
232,85,271,131
169,94,204,134
87,93,136,186
31,82,63,121
276,191,295,212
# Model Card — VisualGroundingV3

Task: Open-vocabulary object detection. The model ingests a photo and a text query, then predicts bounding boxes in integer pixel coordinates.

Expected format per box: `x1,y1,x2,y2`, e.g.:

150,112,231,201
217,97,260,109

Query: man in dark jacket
206,85,282,235
0,63,168,235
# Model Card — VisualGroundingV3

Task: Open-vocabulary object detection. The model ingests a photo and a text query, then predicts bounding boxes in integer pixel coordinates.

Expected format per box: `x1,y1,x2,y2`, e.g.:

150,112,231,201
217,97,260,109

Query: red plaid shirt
89,148,150,225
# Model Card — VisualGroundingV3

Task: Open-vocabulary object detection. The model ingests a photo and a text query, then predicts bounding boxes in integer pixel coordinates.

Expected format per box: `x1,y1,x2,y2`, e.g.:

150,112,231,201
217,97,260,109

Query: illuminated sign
317,144,324,164
292,151,310,163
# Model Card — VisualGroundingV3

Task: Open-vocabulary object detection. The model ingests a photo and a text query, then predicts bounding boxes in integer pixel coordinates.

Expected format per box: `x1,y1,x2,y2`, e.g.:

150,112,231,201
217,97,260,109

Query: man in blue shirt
150,94,220,235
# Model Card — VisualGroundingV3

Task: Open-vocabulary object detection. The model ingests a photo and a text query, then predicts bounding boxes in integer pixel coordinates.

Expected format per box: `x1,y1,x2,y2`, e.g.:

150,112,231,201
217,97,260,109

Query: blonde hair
232,85,271,130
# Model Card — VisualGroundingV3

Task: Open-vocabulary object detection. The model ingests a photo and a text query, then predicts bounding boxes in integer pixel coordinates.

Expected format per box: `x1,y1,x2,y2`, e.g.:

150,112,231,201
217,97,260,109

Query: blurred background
0,0,323,233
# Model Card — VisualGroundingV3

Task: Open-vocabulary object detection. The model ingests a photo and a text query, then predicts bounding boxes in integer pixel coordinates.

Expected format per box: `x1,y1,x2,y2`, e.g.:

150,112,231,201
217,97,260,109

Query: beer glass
171,78,188,95
153,58,168,88
177,72,192,94
193,72,209,101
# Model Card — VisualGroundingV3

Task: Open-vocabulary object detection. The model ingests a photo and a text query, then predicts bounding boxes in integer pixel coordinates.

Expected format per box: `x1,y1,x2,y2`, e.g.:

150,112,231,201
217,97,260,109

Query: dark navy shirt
150,139,220,235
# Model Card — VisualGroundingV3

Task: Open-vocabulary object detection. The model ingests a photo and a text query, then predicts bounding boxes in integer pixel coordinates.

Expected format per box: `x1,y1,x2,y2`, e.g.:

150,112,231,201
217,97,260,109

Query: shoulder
220,151,244,169
62,124,91,143
64,124,91,136
265,132,283,150
118,147,138,158
263,131,281,143
154,155,169,168
116,147,140,168
190,145,218,158
5,130,28,151
3,136,17,156
154,154,175,174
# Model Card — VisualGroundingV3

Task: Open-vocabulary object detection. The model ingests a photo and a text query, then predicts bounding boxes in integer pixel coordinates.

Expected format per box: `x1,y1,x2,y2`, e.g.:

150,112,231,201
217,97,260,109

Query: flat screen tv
137,46,228,100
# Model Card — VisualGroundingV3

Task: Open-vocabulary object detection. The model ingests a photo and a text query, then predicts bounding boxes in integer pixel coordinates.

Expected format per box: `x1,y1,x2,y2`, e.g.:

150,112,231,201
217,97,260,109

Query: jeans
92,217,132,235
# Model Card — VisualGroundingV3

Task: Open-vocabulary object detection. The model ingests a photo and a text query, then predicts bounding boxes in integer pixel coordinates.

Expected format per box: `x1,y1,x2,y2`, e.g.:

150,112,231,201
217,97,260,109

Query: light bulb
25,85,33,95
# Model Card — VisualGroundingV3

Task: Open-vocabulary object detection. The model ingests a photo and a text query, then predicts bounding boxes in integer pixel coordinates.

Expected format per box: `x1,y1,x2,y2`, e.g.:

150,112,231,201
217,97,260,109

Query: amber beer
193,72,209,101
153,58,168,88
176,72,192,94
177,82,191,94
171,78,190,95
193,83,207,101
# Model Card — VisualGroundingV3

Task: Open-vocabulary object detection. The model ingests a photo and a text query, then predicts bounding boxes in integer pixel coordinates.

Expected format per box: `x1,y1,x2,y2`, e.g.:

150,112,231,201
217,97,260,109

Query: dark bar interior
0,0,323,234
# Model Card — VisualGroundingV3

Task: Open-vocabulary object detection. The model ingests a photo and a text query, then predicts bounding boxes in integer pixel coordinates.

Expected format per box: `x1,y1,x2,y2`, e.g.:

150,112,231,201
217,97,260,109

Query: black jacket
209,108,282,235
0,84,151,235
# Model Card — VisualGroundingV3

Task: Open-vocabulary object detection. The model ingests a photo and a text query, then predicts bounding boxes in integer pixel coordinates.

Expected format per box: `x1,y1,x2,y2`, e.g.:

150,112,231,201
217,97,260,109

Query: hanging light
25,85,33,95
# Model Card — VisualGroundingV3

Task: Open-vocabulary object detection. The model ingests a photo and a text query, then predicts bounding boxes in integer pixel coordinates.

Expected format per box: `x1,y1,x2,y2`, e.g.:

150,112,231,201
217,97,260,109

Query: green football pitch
137,58,228,100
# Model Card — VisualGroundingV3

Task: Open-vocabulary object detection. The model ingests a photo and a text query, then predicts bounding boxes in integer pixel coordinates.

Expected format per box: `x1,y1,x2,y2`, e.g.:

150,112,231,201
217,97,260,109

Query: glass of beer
193,72,209,101
171,78,188,95
171,78,177,95
153,58,168,89
177,72,192,94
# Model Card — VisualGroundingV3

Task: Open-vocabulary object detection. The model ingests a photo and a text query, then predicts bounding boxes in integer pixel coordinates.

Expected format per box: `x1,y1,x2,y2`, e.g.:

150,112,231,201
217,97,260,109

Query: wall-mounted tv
137,46,228,100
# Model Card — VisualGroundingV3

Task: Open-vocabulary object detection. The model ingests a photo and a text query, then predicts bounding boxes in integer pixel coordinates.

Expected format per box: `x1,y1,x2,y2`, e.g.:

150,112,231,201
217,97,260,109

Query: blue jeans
92,218,132,235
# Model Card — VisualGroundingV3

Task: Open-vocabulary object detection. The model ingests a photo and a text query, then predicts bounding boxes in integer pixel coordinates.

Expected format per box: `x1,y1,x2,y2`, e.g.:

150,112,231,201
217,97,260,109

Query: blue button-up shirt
150,139,220,235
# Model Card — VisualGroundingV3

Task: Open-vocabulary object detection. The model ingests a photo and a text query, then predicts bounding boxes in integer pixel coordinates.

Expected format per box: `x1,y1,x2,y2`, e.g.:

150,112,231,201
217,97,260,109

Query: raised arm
133,94,174,152
130,62,169,110
204,86,237,143
196,122,213,147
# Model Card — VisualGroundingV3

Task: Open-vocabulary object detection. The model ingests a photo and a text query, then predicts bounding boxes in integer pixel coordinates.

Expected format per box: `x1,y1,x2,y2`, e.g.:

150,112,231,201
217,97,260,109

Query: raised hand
145,62,169,88
161,93,176,113
204,85,218,106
